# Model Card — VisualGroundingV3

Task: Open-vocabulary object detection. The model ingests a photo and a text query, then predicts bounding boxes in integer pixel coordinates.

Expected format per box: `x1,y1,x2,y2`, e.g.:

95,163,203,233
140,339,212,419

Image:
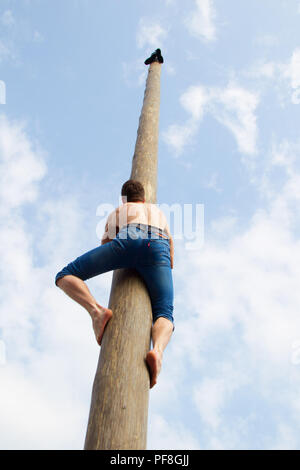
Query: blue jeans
55,224,175,331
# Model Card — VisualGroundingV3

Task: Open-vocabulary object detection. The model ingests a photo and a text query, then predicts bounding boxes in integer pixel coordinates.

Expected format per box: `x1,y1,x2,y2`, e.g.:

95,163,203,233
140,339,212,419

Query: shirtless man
55,180,174,388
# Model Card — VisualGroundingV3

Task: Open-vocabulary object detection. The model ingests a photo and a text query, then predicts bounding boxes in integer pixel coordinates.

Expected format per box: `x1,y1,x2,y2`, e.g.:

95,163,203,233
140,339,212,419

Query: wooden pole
84,59,162,450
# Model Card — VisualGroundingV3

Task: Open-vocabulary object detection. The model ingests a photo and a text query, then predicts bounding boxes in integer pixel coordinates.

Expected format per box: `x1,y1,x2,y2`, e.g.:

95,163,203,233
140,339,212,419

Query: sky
1,0,300,450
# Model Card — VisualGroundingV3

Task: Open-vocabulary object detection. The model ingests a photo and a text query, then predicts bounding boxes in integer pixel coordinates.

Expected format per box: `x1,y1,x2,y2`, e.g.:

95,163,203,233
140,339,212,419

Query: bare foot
90,304,113,346
146,349,163,389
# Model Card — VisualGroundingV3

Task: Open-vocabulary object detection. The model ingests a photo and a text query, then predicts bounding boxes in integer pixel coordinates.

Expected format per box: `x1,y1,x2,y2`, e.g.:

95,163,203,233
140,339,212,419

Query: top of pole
144,48,164,65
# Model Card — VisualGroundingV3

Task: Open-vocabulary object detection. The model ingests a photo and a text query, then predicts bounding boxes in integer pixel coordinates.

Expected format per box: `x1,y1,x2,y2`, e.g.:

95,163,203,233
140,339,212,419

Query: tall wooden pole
84,57,162,450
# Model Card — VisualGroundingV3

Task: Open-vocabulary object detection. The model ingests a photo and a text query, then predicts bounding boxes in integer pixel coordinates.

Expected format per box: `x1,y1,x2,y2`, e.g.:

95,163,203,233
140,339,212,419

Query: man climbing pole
55,179,174,389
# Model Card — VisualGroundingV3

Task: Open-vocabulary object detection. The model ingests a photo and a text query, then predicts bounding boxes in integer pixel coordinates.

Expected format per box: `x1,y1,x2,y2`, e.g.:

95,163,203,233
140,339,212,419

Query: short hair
121,179,145,202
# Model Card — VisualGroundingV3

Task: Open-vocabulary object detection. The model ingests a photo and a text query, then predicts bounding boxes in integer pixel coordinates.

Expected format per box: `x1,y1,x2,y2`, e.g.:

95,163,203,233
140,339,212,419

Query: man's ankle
88,304,101,318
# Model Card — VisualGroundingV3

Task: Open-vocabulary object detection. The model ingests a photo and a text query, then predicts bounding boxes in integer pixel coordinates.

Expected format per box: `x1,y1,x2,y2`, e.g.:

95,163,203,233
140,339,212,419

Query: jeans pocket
145,239,170,266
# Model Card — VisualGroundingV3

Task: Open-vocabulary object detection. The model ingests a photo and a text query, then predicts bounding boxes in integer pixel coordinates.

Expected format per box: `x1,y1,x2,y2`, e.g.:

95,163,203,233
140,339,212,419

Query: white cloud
0,39,11,63
122,59,147,88
282,48,300,104
148,414,201,449
0,115,47,214
0,114,108,449
163,83,259,157
162,138,300,448
193,377,226,429
0,9,44,65
163,119,198,156
203,172,222,192
164,63,176,75
33,30,44,43
268,423,300,450
193,364,249,430
136,18,168,49
184,0,217,42
0,11,16,63
254,34,278,48
246,60,276,80
3,108,300,449
245,48,300,105
180,85,210,119
0,365,86,449
215,85,259,156
1,10,15,27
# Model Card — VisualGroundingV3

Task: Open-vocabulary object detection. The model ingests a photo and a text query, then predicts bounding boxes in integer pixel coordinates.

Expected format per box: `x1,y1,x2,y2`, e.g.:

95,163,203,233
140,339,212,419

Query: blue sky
1,0,300,450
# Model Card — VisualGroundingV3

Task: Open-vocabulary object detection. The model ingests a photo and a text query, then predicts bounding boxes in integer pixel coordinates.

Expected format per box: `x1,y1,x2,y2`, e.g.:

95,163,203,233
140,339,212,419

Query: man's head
121,179,145,203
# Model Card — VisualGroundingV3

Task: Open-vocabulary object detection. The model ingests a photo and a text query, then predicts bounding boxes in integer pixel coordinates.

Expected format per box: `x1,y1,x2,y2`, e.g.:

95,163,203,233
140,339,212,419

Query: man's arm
161,217,174,269
101,221,110,245
169,235,174,269
101,220,119,245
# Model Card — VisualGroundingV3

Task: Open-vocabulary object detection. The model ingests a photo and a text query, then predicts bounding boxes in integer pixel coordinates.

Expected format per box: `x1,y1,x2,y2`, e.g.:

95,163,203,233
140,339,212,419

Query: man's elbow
101,236,110,245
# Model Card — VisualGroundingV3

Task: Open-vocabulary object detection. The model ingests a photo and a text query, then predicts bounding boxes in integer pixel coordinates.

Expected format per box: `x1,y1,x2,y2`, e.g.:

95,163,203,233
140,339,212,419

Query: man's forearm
169,237,174,269
101,227,119,245
101,236,112,245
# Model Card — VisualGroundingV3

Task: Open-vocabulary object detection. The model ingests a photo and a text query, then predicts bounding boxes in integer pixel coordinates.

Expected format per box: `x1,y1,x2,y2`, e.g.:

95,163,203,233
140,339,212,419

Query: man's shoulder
145,202,159,210
147,202,167,215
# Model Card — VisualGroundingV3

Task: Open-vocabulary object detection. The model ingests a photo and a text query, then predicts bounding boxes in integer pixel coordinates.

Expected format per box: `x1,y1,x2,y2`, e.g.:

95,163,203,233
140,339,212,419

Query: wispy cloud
163,83,259,157
1,10,15,27
0,10,16,63
282,48,300,104
0,10,16,26
163,118,198,156
0,39,11,63
253,33,278,48
136,18,168,49
33,30,44,43
0,114,109,449
122,58,147,88
184,0,217,42
215,85,259,156
0,8,44,65
148,414,201,449
0,115,47,214
203,172,222,192
193,365,249,431
245,48,300,105
161,138,300,448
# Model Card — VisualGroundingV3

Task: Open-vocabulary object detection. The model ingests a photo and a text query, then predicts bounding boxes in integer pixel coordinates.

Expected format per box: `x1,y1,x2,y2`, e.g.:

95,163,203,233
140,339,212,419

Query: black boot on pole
144,48,164,65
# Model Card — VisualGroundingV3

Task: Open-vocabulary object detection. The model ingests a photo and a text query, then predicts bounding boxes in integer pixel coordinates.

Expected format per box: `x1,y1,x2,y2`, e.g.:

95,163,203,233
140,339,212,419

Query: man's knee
153,316,174,330
55,276,64,288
